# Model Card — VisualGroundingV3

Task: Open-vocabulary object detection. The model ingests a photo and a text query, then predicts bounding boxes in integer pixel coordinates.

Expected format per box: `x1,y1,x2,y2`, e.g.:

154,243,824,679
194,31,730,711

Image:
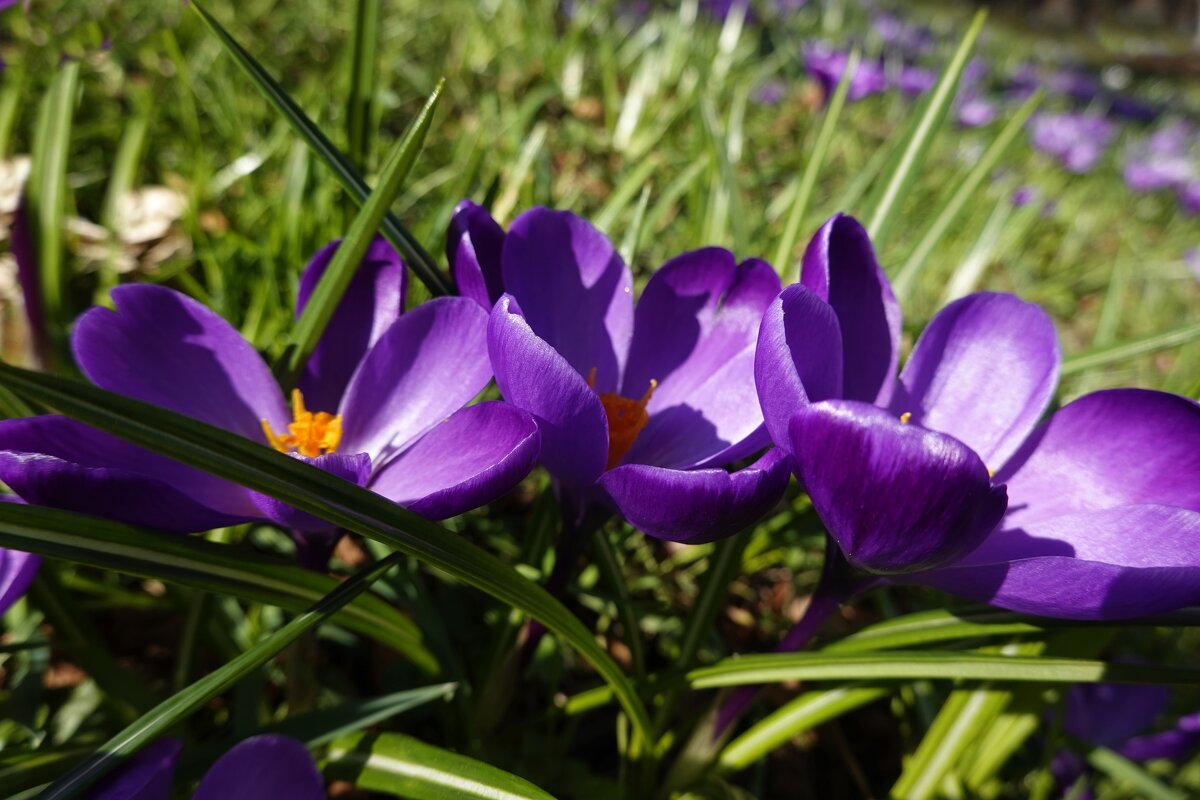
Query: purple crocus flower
0,238,539,566
476,206,789,543
1029,112,1116,174
1179,180,1200,215
91,735,322,799
1123,121,1196,193
804,42,888,104
756,213,1200,619
894,64,937,97
751,80,787,106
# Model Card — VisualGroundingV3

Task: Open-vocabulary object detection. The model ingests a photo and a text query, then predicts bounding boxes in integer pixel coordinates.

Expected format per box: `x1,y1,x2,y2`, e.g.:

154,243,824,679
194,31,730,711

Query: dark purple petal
500,207,633,392
754,285,844,450
1063,682,1170,748
489,295,609,491
891,293,1059,470
998,390,1200,528
73,285,289,440
369,401,539,518
800,214,901,404
249,452,370,534
0,415,260,531
791,400,1007,574
90,738,181,800
11,194,46,366
621,249,781,469
296,236,406,413
448,200,506,308
338,296,491,461
0,545,38,617
193,735,323,800
1120,712,1200,763
600,448,790,544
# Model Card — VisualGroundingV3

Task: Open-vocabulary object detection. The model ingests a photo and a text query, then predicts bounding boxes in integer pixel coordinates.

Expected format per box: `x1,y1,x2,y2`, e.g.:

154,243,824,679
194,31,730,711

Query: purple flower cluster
1028,112,1116,174
1123,120,1200,214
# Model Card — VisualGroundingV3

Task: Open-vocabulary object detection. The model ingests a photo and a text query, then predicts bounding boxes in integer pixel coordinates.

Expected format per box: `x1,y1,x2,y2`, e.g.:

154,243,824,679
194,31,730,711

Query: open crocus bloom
92,735,323,800
0,238,539,564
483,206,790,542
756,213,1200,619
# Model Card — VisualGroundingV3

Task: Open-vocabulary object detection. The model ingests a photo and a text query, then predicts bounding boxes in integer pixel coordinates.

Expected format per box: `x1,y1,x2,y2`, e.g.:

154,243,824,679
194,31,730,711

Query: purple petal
800,214,901,405
891,293,1059,470
920,505,1200,618
0,544,38,617
0,416,259,531
369,401,539,518
249,452,371,534
500,207,633,392
1063,683,1170,748
754,284,844,450
1120,712,1200,763
193,735,323,800
998,390,1200,528
11,194,46,366
489,295,609,491
620,249,781,469
600,448,791,544
90,738,182,800
791,400,1007,574
338,296,492,461
448,200,505,308
296,236,406,413
73,285,288,440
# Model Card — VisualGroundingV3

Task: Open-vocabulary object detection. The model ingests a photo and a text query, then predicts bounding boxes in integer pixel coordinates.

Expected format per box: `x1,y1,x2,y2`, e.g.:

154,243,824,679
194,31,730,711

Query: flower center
588,368,656,470
261,389,343,458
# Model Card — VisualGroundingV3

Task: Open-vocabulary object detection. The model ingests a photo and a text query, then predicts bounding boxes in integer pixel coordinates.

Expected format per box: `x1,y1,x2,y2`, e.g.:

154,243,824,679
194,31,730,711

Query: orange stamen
586,368,656,469
261,389,343,458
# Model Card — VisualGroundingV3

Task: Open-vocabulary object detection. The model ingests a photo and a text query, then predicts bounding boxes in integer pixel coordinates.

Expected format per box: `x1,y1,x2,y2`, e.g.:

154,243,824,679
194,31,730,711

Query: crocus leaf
281,79,443,385
346,0,380,171
37,552,407,800
187,0,452,296
1087,747,1187,800
1060,322,1200,376
324,731,557,800
0,362,654,745
0,502,436,673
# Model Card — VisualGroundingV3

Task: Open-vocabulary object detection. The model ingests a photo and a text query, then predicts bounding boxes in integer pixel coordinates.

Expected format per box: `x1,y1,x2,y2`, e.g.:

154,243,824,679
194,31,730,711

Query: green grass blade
187,0,452,296
862,9,987,248
281,80,444,384
617,184,652,266
773,49,858,282
591,530,645,677
0,363,653,743
1087,747,1186,800
325,731,557,800
37,552,407,800
346,0,380,171
1061,322,1200,377
891,90,1043,300
687,651,1200,688
0,502,435,672
269,683,456,747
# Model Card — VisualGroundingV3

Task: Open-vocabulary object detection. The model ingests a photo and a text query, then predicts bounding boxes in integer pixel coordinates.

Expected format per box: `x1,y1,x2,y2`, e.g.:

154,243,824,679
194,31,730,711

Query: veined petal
338,296,492,461
447,200,505,308
369,401,540,518
489,295,609,491
791,400,1007,574
621,249,781,469
754,284,844,450
800,214,901,404
600,448,791,544
193,735,323,800
500,207,633,392
998,389,1200,528
296,236,406,412
73,284,289,439
249,452,370,535
892,293,1059,469
90,737,181,800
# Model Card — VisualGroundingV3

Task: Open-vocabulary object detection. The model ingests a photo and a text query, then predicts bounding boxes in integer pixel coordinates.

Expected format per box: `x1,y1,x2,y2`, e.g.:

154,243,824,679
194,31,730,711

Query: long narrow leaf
346,0,380,170
1061,322,1200,376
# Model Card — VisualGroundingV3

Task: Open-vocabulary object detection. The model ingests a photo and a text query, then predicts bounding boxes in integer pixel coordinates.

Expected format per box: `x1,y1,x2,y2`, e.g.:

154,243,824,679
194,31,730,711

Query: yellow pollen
261,389,343,458
588,368,657,469
899,411,912,424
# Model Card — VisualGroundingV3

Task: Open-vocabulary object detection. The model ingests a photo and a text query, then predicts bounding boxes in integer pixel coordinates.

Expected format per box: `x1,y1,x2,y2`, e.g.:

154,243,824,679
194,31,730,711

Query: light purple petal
338,296,492,462
369,401,540,518
791,400,1007,574
890,293,1060,470
600,448,791,544
800,214,901,405
249,452,371,534
0,543,38,617
90,738,181,800
296,236,406,413
621,249,781,469
500,207,633,392
998,389,1200,528
0,415,260,531
193,735,323,800
489,295,609,491
448,200,505,308
754,284,844,450
73,285,288,439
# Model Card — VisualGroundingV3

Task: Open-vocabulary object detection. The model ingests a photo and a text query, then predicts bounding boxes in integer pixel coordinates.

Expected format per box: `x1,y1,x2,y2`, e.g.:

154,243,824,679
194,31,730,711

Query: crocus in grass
91,735,322,800
803,42,888,104
1123,121,1196,194
0,237,539,566
1029,112,1116,174
454,203,790,543
756,213,1200,620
